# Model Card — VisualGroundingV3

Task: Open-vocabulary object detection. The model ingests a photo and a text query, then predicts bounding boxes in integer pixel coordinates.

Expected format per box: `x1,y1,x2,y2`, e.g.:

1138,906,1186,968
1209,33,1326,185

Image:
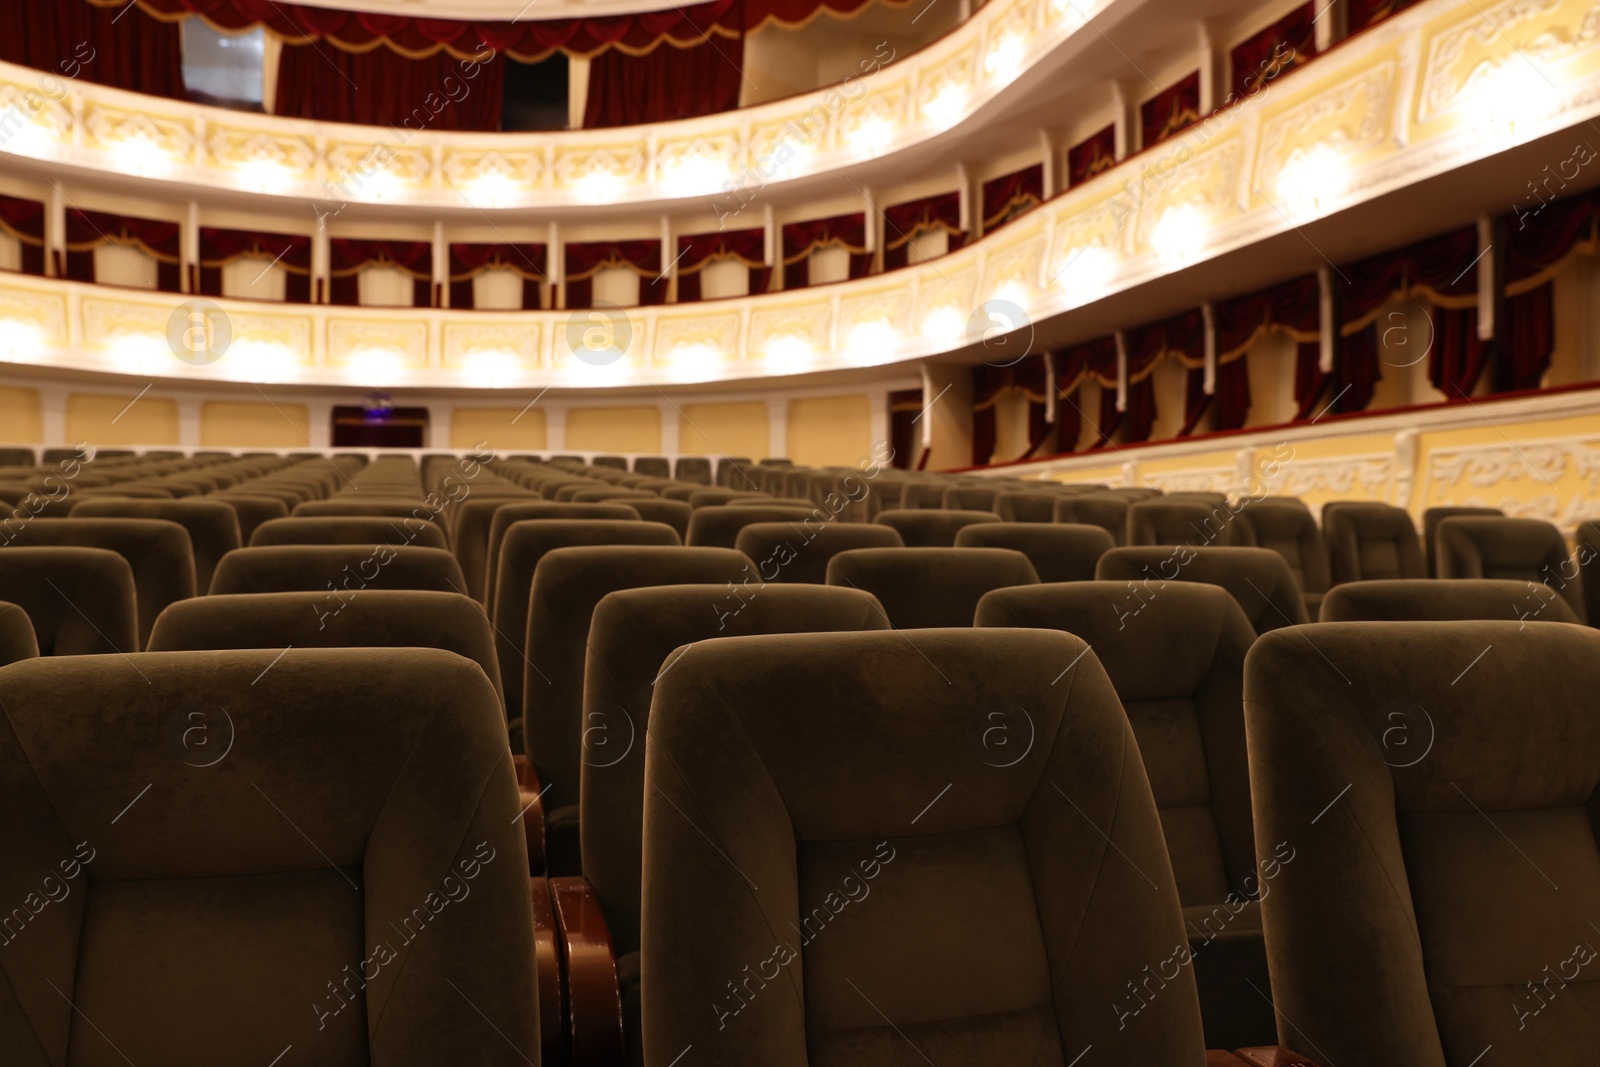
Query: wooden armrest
1232,1047,1323,1066
529,877,565,1067
550,876,625,1067
513,754,547,876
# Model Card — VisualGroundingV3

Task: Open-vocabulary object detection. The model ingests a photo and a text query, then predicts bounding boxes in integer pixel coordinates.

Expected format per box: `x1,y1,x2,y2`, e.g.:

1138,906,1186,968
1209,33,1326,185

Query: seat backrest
642,627,1205,1063
1053,493,1130,545
1319,578,1581,623
0,647,535,1064
1436,516,1584,621
585,584,887,948
994,491,1060,523
1246,621,1600,1064
954,522,1114,583
632,456,671,478
148,589,504,709
827,547,1039,627
521,545,752,807
69,498,242,592
1580,520,1600,628
942,484,1002,511
1095,546,1309,633
0,600,38,666
445,494,538,602
0,547,138,656
1323,502,1424,582
898,481,948,509
210,545,466,600
620,498,691,541
211,494,290,543
1126,499,1253,548
1,518,195,649
1238,501,1331,594
873,508,1002,548
484,503,641,613
593,454,628,470
735,521,903,584
492,520,680,727
291,497,450,543
685,505,817,549
1421,506,1502,577
248,516,449,551
672,456,712,484
976,582,1258,910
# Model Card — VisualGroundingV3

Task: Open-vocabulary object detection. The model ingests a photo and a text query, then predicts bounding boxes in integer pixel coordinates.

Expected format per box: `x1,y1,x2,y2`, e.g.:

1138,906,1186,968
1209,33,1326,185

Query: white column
1111,80,1142,160
658,398,681,455
432,220,447,309
431,405,453,449
868,387,891,450
1114,330,1128,412
305,398,333,449
177,397,201,448
1318,266,1336,373
766,396,788,460
545,406,567,451
1196,20,1224,112
183,201,200,295
548,221,563,307
1476,214,1496,341
956,162,973,233
45,183,66,278
1314,0,1347,54
311,228,330,304
1201,302,1217,394
1038,130,1059,199
40,386,66,445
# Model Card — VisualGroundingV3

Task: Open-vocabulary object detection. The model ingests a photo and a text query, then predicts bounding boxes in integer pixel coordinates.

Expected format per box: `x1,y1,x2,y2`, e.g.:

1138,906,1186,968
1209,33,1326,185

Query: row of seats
0,447,1592,1065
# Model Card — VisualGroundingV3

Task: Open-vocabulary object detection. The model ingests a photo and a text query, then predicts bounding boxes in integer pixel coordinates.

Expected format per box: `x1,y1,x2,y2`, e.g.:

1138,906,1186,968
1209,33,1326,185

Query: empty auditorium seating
735,521,903,583
483,502,642,610
0,547,139,656
954,522,1114,582
1054,493,1130,545
621,497,691,540
249,515,450,551
874,508,1002,548
631,456,671,477
0,600,36,665
70,498,242,592
1435,516,1585,621
685,504,817,549
0,647,537,1062
1128,499,1255,548
975,582,1273,1047
1238,501,1331,617
293,497,450,541
673,457,712,484
1324,502,1425,583
1422,505,1503,576
942,484,1003,511
642,628,1208,1062
209,544,467,597
1247,621,1600,1063
827,547,1038,627
995,490,1060,522
1319,577,1581,623
1096,546,1309,633
211,493,290,543
1,518,196,648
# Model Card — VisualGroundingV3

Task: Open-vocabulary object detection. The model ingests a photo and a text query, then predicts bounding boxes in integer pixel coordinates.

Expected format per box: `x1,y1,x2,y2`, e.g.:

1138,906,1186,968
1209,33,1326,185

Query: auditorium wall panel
0,386,41,442
676,401,768,458
451,406,548,450
200,400,308,447
66,393,179,445
566,405,662,453
787,394,871,466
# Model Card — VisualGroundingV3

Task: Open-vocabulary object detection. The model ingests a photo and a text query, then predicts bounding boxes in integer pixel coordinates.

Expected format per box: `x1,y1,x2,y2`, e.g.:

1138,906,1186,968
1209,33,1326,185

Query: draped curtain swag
199,227,313,302
981,165,1044,232
781,214,870,289
971,354,1051,465
449,242,547,309
328,238,432,306
1140,72,1200,147
0,196,47,276
882,193,964,270
1501,188,1598,391
65,209,183,293
563,240,667,309
1067,125,1116,188
674,229,769,302
1228,4,1315,101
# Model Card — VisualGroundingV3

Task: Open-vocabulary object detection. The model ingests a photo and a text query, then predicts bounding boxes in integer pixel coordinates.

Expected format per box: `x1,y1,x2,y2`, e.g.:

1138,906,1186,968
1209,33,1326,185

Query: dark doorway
331,405,429,448
888,388,923,470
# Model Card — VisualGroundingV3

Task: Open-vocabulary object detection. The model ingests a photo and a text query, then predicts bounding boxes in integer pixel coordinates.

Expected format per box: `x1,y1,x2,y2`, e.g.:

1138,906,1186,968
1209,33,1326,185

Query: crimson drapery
675,229,768,302
1067,125,1116,188
1130,311,1201,437
276,46,505,131
1141,72,1200,147
981,166,1043,232
781,214,870,289
1228,4,1314,101
0,196,46,277
448,243,546,310
1213,274,1320,425
329,239,432,306
971,355,1051,465
1052,337,1117,449
1502,189,1597,391
1,0,185,99
65,209,182,292
84,0,906,61
583,35,745,128
199,227,312,303
882,193,963,270
564,240,667,309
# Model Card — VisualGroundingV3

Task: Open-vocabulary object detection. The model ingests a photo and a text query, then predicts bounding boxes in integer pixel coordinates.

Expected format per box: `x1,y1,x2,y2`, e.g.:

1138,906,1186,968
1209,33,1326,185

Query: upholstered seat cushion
1127,500,1255,548
0,547,139,656
1436,516,1584,622
1323,502,1424,582
1319,578,1581,623
686,505,817,549
828,547,1039,628
1095,546,1309,634
70,498,242,592
955,522,1114,583
209,545,467,597
1053,493,1131,545
248,516,449,550
735,521,904,584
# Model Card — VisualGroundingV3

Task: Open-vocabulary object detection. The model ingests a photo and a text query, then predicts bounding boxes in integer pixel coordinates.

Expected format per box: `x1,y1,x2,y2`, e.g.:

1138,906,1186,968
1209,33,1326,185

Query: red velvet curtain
981,165,1044,232
970,355,1051,465
199,227,312,302
1397,227,1487,399
1140,72,1200,147
1228,4,1314,101
1332,247,1407,413
1502,190,1597,391
675,229,768,302
0,196,47,277
1052,338,1118,449
2,0,185,99
564,241,666,309
448,243,546,309
65,209,182,292
971,364,1004,466
276,46,504,130
1067,125,1116,188
584,35,744,128
781,215,870,289
1208,275,1321,427
329,239,432,306
882,193,964,271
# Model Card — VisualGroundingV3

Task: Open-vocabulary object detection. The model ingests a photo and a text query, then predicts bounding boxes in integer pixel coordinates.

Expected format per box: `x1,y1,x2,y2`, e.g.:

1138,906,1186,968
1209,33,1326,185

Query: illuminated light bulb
661,154,732,198
231,339,298,383
462,347,519,387
1049,0,1085,27
113,133,171,178
466,171,517,208
348,347,403,386
0,319,43,362
845,320,898,362
921,306,965,345
1274,144,1349,220
576,169,624,204
782,139,816,175
1462,60,1556,144
925,84,969,128
848,117,894,158
1151,204,1208,266
762,334,814,373
1055,243,1118,303
109,332,167,375
984,34,1026,82
239,158,292,193
669,341,720,365
990,281,1030,310
360,166,401,202
0,114,51,157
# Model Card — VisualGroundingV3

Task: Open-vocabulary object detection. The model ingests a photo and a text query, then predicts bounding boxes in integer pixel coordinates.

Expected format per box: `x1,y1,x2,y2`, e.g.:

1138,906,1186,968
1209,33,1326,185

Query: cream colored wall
677,401,768,458
787,394,873,467
923,363,972,470
566,406,662,453
65,393,179,446
200,400,309,447
451,407,548,450
0,386,41,442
